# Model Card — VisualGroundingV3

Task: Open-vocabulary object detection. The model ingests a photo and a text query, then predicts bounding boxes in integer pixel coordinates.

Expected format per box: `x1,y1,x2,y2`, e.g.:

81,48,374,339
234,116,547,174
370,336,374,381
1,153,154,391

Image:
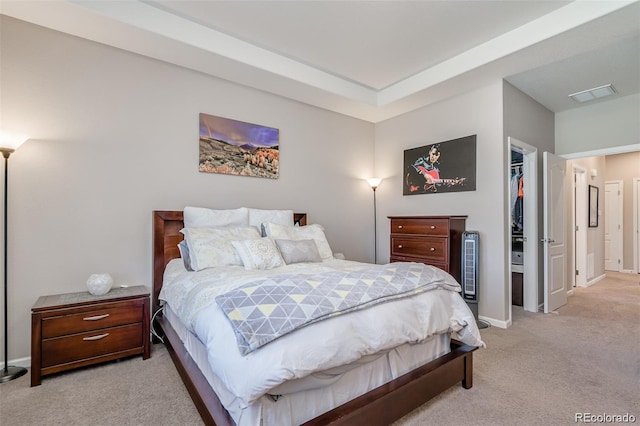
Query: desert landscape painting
199,113,279,179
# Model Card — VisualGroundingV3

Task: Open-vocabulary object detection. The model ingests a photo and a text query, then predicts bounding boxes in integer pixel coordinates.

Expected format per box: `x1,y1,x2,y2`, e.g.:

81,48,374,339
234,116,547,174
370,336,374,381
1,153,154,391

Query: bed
152,209,483,426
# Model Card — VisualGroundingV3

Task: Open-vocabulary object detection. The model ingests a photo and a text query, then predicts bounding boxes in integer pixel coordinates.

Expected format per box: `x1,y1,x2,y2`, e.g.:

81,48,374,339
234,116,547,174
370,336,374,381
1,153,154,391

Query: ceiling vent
569,84,617,103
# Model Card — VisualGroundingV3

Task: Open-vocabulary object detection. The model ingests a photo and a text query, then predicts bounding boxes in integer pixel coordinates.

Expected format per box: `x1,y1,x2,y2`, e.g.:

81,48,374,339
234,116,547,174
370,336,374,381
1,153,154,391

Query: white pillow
232,238,285,270
180,226,261,271
275,239,322,264
183,206,249,228
248,208,294,229
263,222,333,259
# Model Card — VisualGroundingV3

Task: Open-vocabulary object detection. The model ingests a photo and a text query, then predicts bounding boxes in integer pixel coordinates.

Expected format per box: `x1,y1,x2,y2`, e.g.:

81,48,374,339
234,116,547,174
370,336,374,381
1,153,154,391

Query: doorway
572,166,587,287
508,137,538,320
605,180,623,272
634,178,640,274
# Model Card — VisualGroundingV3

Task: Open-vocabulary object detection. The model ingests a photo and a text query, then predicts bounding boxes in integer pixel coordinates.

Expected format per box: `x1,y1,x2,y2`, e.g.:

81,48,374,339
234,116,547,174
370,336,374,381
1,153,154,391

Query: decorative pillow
177,240,193,271
231,238,285,270
183,206,249,228
180,226,261,271
263,222,333,259
248,208,294,230
275,239,322,264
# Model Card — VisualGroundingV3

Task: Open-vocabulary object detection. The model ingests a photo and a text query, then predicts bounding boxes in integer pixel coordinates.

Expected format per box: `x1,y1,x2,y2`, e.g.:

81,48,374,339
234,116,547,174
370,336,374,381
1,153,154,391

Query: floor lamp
0,130,29,383
366,178,382,264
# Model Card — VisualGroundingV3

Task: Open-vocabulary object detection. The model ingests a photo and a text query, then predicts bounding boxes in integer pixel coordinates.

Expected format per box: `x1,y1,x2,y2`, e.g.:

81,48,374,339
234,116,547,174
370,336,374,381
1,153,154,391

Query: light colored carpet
1,272,638,425
395,271,640,425
0,342,202,426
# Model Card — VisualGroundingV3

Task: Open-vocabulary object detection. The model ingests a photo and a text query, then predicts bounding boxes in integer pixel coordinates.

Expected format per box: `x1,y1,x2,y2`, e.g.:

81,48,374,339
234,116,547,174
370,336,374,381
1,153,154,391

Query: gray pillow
178,240,193,271
275,239,322,264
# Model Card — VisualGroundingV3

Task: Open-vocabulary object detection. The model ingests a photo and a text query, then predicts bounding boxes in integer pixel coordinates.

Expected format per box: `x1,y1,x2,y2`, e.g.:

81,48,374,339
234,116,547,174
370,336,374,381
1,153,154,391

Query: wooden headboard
152,210,307,314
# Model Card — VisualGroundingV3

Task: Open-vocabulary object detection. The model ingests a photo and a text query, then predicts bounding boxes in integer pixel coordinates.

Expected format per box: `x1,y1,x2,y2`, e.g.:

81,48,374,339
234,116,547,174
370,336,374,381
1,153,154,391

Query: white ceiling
2,0,639,123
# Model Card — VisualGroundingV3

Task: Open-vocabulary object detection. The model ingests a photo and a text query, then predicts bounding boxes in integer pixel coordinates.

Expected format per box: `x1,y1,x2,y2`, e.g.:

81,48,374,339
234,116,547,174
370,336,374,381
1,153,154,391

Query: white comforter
160,258,485,408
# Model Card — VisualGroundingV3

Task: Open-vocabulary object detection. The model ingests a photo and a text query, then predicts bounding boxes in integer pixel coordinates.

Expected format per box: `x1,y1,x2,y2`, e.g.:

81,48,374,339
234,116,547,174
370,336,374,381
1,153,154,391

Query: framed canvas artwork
199,113,279,179
589,185,598,227
403,135,476,195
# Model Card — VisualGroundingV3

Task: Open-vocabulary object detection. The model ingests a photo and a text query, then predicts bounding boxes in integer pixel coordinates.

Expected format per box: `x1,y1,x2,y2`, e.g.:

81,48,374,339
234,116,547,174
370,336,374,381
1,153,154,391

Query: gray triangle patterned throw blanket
215,262,461,355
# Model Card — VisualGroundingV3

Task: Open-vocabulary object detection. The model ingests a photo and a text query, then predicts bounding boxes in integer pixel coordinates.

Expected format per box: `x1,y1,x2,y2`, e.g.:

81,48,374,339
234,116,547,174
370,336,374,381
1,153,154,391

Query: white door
574,168,587,287
604,181,622,271
543,152,567,313
636,178,640,274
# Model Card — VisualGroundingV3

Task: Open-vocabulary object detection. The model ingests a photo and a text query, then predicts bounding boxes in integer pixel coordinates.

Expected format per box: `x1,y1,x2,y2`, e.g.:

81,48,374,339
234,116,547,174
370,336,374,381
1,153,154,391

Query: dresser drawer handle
430,247,435,251
397,245,403,249
430,225,436,230
83,333,109,341
397,225,403,229
83,314,110,321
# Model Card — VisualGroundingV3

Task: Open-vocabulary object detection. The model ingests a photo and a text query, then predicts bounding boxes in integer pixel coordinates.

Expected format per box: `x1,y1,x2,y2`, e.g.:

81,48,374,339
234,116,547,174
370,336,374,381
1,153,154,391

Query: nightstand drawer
42,303,143,339
41,323,143,368
390,236,447,261
390,218,449,237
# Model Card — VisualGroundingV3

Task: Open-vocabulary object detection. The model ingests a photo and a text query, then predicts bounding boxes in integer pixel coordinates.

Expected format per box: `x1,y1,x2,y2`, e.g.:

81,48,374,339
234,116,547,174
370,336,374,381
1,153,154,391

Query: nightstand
31,285,150,386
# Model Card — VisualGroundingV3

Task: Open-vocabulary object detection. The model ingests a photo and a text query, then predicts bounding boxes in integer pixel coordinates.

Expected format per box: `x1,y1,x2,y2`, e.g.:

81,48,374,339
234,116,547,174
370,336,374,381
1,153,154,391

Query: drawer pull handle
430,225,436,230
83,314,110,321
398,245,403,249
83,333,109,341
430,247,435,251
397,225,403,229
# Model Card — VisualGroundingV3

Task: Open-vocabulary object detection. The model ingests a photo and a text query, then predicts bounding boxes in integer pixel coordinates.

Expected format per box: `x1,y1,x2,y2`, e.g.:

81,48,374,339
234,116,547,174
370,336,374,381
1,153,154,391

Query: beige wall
556,94,640,155
564,152,640,281
565,156,607,282
503,81,555,309
605,152,640,271
0,17,375,361
374,81,508,325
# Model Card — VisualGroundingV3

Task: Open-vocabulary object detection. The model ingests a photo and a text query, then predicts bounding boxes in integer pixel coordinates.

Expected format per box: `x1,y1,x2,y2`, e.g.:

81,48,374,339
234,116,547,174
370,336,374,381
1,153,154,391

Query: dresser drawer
390,236,447,261
390,218,450,237
425,262,449,274
41,323,143,368
390,255,450,271
42,304,143,339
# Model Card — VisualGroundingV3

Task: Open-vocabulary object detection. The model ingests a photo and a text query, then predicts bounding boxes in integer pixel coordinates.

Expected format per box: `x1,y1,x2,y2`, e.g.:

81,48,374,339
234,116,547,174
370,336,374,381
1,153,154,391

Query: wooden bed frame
152,210,478,426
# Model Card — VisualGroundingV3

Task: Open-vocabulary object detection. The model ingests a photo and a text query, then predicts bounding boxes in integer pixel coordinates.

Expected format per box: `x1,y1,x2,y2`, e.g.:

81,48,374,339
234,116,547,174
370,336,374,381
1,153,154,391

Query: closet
510,150,524,306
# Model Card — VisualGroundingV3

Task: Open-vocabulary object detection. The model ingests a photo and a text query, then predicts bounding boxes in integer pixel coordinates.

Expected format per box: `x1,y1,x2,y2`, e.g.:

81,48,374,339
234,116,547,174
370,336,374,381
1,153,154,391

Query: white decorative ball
86,273,114,296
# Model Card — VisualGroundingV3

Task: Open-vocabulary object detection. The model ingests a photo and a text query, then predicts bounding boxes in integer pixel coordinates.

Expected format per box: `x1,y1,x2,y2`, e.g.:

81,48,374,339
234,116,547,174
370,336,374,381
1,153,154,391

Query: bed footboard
158,309,476,426
302,340,477,426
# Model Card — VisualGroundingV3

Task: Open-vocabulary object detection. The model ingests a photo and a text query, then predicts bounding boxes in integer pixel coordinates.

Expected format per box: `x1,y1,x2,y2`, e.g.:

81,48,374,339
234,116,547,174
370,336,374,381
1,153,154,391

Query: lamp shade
0,130,29,152
366,178,382,189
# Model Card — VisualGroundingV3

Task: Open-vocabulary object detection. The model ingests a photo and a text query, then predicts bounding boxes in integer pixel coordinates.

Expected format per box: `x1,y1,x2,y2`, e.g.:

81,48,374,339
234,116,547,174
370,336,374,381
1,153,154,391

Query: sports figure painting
403,135,476,195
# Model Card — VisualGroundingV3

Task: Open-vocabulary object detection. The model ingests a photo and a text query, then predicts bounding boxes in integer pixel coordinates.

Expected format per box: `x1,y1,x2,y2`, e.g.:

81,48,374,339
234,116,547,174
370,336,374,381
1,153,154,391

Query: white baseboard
621,269,635,274
567,289,575,296
586,274,606,287
479,315,510,329
1,356,30,370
